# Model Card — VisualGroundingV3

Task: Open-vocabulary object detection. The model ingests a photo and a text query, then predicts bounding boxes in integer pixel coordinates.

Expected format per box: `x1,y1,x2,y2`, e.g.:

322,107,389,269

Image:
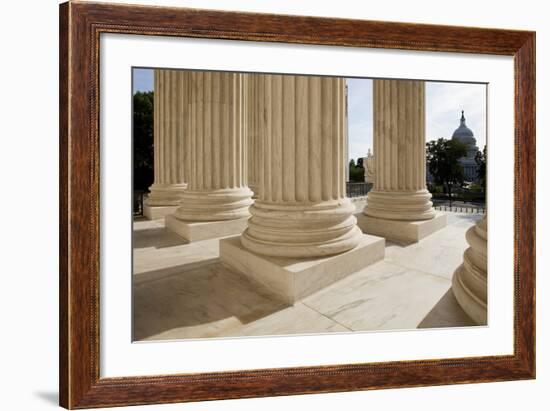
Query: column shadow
418,288,478,328
132,227,189,249
132,261,289,341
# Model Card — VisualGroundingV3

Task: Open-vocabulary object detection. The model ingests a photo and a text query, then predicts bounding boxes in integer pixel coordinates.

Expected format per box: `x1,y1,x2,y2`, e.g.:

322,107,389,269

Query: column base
220,234,385,304
356,211,447,243
452,265,487,325
248,184,259,198
165,214,249,242
143,205,178,220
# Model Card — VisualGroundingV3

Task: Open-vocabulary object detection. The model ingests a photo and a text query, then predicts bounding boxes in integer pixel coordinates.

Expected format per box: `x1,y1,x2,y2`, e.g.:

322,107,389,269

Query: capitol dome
450,110,480,182
452,110,475,145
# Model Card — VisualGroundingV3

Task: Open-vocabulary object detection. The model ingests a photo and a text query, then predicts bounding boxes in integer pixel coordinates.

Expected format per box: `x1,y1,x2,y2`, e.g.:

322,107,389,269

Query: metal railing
133,190,145,216
346,182,372,198
434,205,485,214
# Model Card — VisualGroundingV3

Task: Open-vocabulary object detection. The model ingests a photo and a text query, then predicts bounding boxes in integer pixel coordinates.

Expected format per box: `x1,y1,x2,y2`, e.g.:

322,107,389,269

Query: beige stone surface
133,213,481,341
357,211,447,243
133,260,289,341
303,261,450,331
241,75,363,258
350,197,368,213
171,71,253,222
452,215,487,325
142,204,179,220
133,216,164,230
145,70,187,211
131,72,484,341
132,226,217,277
133,217,351,340
246,74,261,196
383,214,475,279
418,289,477,329
226,302,350,337
364,79,436,222
363,149,375,183
134,261,350,340
165,214,249,242
145,184,187,208
220,234,385,304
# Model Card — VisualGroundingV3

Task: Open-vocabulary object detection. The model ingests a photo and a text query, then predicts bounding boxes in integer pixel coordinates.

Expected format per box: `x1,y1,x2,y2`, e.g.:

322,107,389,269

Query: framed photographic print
59,1,535,408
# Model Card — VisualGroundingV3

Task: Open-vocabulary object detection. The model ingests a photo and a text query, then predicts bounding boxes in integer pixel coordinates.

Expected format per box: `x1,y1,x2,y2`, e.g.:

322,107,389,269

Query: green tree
475,145,487,194
133,91,154,191
348,158,365,182
426,138,467,206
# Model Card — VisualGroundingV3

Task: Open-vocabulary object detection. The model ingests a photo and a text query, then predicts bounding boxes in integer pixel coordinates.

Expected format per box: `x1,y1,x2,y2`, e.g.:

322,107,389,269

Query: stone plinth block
143,205,179,220
166,214,249,242
220,234,385,304
356,211,447,243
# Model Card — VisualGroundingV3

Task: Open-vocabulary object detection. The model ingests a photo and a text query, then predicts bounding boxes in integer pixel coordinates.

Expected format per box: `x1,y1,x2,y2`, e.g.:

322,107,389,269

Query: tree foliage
133,91,154,191
426,138,467,206
475,145,487,193
348,158,365,183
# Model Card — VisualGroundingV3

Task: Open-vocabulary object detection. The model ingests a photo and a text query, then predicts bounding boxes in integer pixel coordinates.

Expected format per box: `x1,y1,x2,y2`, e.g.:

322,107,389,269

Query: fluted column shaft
364,79,435,221
146,70,187,206
241,75,362,258
174,72,253,221
247,75,261,195
452,216,487,324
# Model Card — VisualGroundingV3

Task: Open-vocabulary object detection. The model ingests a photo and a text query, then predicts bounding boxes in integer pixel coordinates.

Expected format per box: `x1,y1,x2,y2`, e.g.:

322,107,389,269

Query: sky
133,68,487,161
347,78,486,161
133,68,154,93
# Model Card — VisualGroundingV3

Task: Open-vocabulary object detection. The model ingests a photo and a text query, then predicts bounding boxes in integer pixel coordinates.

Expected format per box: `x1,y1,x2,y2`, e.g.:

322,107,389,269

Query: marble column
247,74,261,196
344,82,350,183
166,71,253,241
240,75,363,258
452,215,487,325
220,75,384,304
143,70,187,219
357,79,446,242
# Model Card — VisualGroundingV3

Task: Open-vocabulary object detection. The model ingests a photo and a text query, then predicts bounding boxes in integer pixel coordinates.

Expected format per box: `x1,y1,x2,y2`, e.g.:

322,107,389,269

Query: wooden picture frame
59,1,535,408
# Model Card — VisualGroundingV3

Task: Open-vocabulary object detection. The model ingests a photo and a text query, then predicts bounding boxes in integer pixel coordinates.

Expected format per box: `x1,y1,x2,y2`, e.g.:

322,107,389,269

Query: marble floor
133,212,481,341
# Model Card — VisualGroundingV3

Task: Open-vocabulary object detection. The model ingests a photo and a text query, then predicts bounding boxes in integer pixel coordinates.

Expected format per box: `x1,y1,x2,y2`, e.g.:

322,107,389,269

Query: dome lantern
452,110,475,141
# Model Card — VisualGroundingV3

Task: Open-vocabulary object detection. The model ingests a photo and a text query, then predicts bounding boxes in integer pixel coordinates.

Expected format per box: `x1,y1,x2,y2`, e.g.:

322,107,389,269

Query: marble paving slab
303,261,451,330
133,260,349,341
132,212,480,341
418,288,477,329
225,302,350,337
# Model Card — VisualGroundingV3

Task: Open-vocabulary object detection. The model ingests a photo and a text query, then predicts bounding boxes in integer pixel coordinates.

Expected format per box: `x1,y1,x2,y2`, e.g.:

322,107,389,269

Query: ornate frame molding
59,1,535,408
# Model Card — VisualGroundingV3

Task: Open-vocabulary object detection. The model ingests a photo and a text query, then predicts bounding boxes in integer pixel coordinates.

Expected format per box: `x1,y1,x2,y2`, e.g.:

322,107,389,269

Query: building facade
452,110,480,182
